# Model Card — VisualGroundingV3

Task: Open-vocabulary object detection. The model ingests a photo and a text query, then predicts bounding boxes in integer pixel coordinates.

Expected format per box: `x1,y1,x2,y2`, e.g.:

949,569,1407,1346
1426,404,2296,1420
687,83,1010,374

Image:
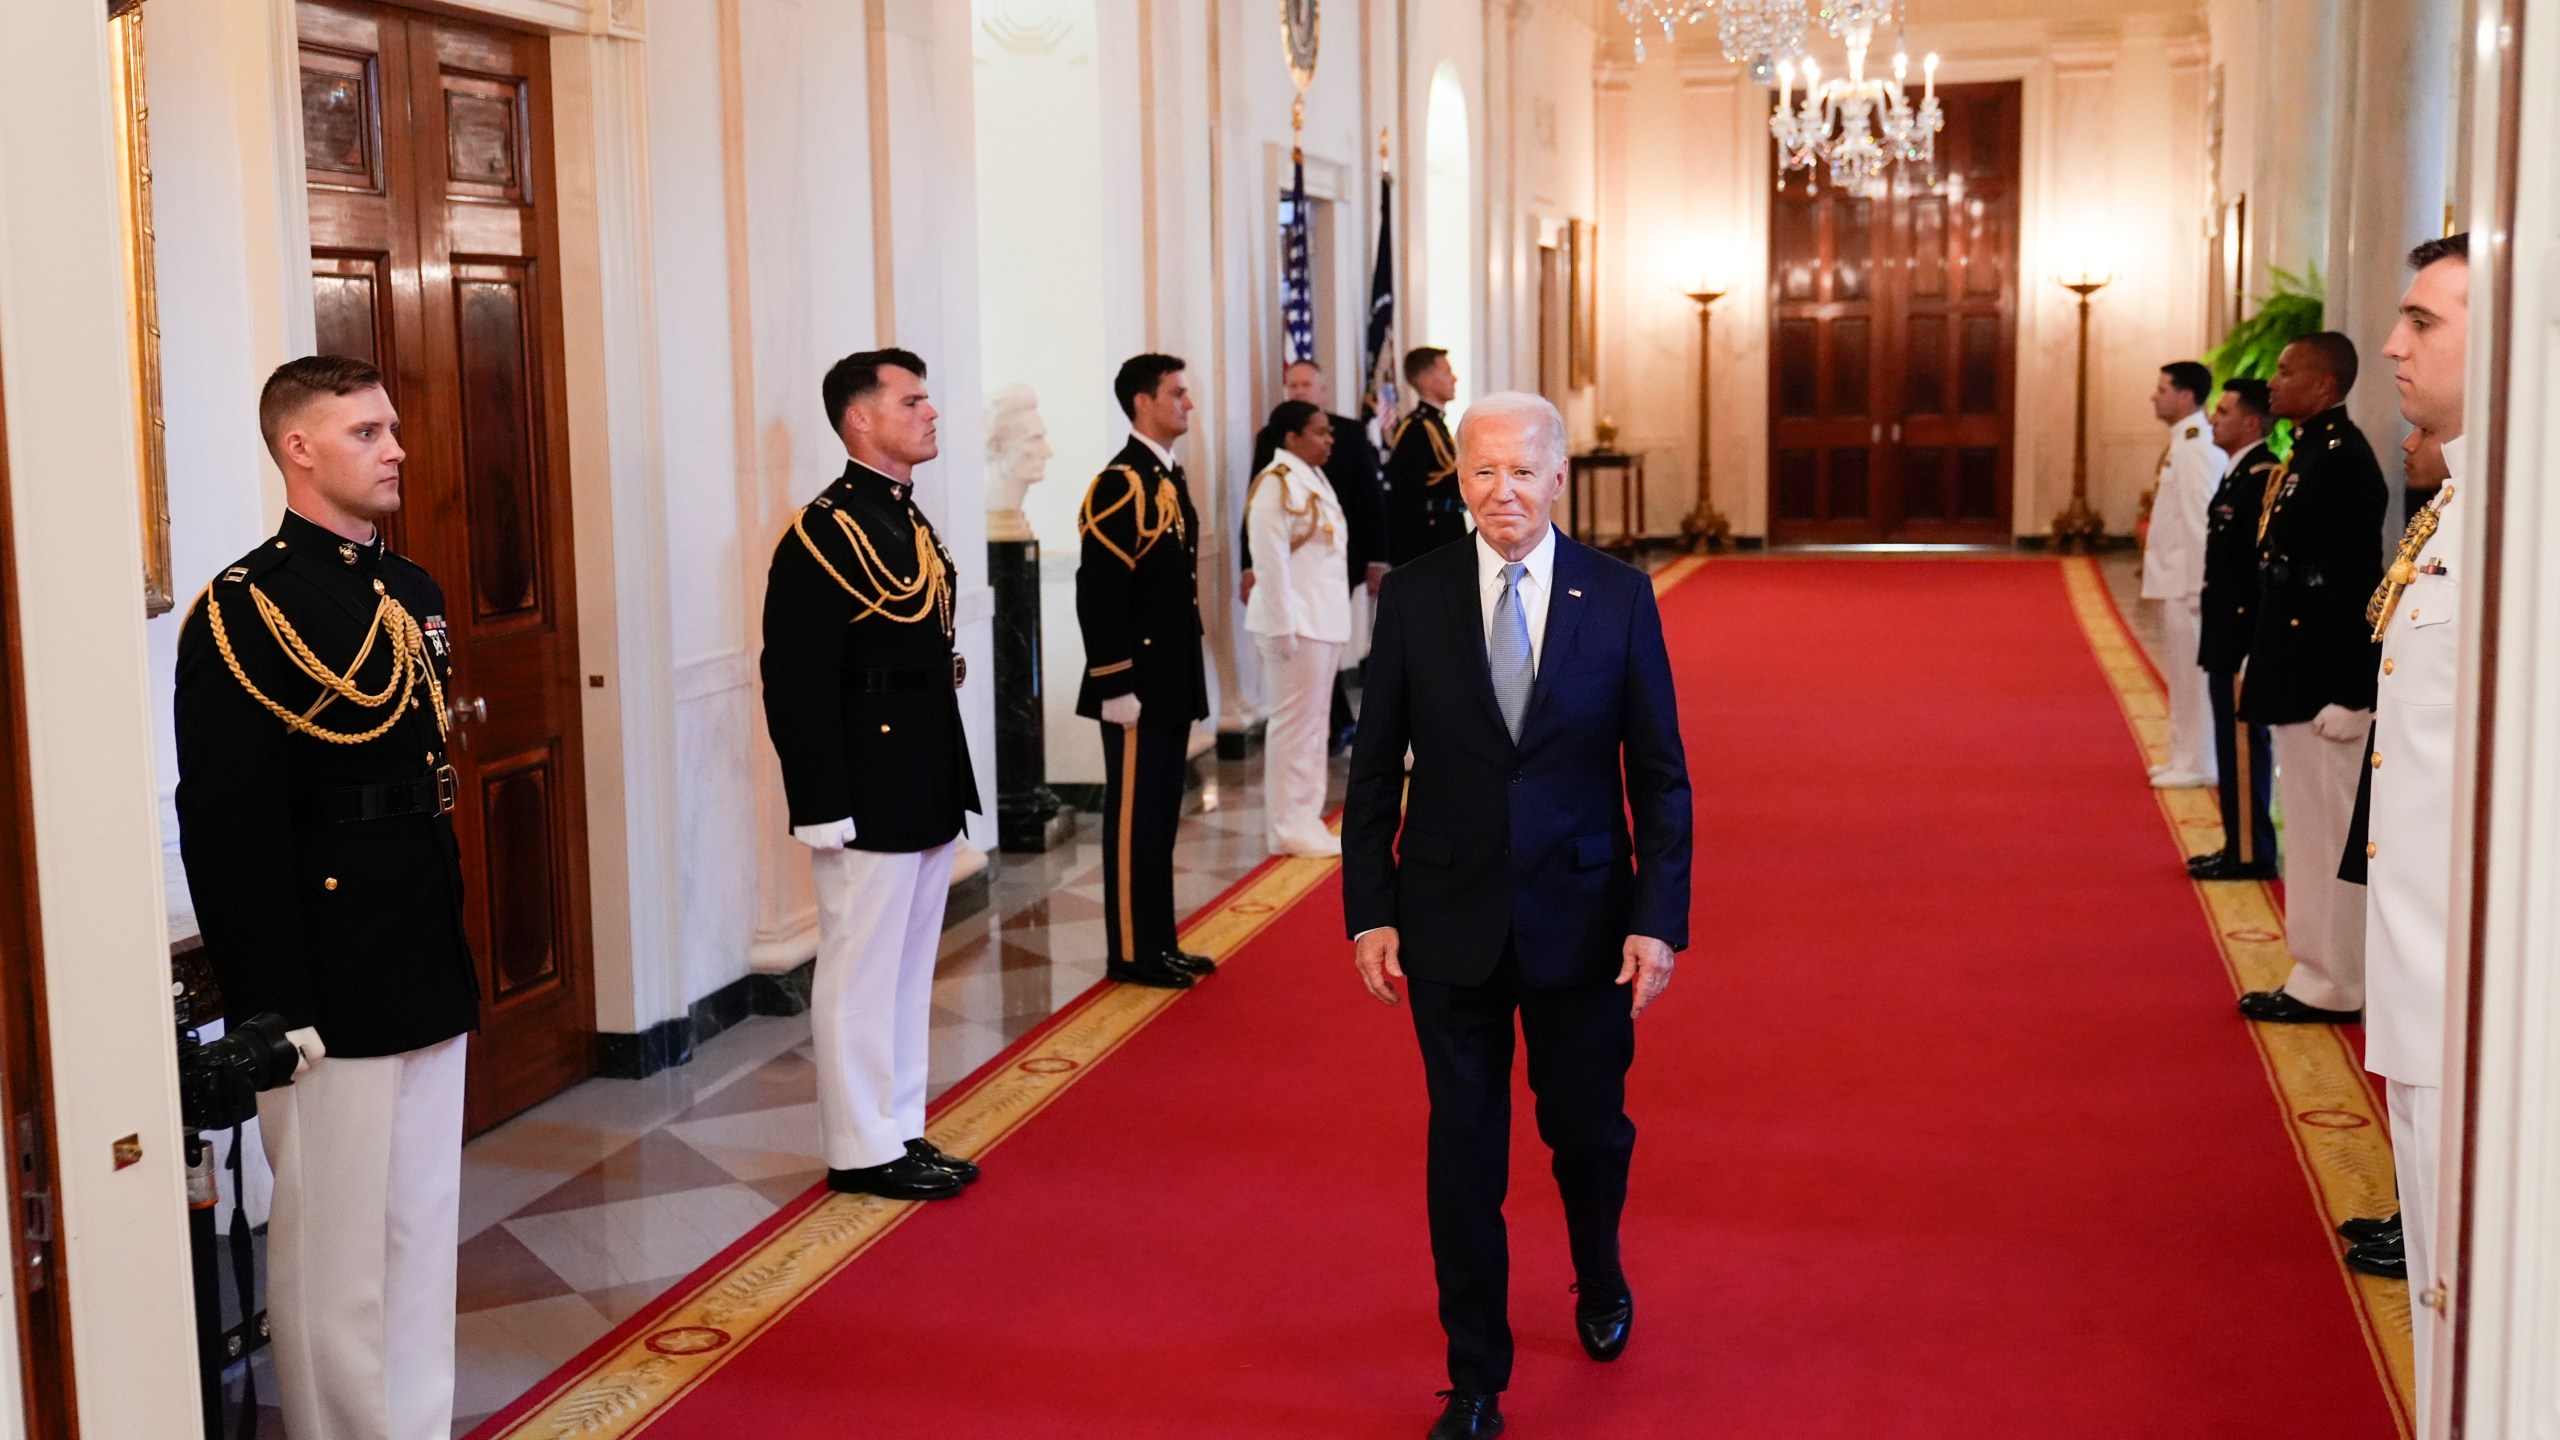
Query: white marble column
2249,0,2344,292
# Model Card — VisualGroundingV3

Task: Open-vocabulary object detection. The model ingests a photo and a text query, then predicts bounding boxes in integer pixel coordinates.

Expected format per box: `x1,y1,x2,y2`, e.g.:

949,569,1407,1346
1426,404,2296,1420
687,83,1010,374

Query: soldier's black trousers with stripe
2210,667,2279,867
1098,717,1190,961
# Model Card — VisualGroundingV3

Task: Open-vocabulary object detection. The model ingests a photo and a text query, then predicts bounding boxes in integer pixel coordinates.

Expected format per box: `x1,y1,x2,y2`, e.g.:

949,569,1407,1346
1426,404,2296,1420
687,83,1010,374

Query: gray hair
1454,391,1569,473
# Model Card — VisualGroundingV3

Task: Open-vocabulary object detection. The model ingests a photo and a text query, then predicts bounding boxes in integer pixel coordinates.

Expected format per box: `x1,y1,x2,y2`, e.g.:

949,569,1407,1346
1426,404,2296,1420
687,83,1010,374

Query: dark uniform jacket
2241,407,2388,726
2198,439,2279,674
1074,437,1208,723
173,511,478,1058
1384,402,1466,564
760,461,980,852
1239,412,1386,585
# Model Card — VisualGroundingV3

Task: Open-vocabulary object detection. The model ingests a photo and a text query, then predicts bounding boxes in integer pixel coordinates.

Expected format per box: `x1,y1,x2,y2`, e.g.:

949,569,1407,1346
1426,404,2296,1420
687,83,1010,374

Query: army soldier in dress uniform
761,348,984,1202
2140,360,2227,789
2235,332,2387,1027
175,356,478,1440
1076,355,1213,989
2335,238,2473,1399
1386,347,1466,564
2186,378,2282,882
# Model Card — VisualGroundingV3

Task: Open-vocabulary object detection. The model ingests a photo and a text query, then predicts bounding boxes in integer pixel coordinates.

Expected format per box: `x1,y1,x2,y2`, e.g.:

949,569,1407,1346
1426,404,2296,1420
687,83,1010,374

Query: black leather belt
293,764,458,824
850,656,966,693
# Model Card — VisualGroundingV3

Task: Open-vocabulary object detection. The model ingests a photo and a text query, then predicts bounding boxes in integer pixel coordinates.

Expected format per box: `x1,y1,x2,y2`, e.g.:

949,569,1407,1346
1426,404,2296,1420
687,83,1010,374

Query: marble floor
418,743,1347,1435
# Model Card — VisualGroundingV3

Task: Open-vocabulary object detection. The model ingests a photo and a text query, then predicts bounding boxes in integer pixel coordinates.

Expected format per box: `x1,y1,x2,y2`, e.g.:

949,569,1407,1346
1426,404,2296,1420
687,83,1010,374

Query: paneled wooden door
299,0,595,1133
1767,81,2022,544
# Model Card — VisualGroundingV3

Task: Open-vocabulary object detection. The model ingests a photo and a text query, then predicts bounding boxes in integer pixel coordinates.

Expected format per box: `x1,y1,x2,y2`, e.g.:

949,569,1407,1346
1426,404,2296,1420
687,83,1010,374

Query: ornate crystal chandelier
1615,0,1808,78
1769,1,1942,198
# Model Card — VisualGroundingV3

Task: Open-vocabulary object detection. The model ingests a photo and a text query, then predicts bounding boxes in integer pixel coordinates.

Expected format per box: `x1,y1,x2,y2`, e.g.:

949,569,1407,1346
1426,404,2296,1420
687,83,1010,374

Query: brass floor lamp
2050,273,2113,552
1680,285,1733,552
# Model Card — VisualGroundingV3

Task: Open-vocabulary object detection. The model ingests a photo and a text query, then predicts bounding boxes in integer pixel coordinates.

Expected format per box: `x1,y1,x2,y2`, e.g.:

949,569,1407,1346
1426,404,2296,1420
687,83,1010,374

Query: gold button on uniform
324,877,339,891
2384,659,2396,675
2372,752,2383,769
2289,618,2300,628
2366,842,2379,859
2411,609,2421,620
373,579,387,595
880,723,892,733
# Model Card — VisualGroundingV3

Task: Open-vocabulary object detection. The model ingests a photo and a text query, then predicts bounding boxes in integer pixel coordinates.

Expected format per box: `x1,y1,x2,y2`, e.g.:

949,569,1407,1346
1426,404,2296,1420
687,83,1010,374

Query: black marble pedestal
990,536,1073,852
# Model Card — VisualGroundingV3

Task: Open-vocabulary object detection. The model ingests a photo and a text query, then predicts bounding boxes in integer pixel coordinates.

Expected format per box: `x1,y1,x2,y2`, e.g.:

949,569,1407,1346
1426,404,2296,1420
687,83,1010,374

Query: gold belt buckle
435,763,458,816
952,654,968,689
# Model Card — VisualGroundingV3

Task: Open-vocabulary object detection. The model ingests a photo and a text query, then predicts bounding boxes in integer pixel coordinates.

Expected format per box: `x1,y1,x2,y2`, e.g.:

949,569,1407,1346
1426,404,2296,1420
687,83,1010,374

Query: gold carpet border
2060,557,2414,1435
486,555,1707,1439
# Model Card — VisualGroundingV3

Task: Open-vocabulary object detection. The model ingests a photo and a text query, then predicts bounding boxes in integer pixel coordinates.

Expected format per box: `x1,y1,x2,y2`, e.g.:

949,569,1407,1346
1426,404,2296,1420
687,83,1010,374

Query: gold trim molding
110,7,173,616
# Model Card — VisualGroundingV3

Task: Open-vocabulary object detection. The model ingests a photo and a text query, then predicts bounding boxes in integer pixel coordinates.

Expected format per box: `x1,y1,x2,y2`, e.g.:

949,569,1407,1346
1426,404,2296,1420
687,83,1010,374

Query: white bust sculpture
984,384,1053,542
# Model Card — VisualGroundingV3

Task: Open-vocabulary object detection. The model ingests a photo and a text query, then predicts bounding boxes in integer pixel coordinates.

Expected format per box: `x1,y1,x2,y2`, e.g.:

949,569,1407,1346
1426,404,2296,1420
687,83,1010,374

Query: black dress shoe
2337,1212,2401,1246
1426,1390,1504,1440
1105,953,1196,989
2188,851,2279,881
1574,1280,1633,1362
2344,1234,2409,1280
906,1137,979,1185
826,1153,964,1201
1163,947,1216,977
2237,989,2362,1025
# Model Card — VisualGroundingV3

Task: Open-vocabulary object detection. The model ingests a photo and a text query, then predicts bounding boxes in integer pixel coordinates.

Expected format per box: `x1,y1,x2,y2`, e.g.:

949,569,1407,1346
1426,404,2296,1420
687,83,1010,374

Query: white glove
1268,632,1300,661
1100,693,1143,727
285,1025,325,1080
791,818,856,850
2311,704,2372,744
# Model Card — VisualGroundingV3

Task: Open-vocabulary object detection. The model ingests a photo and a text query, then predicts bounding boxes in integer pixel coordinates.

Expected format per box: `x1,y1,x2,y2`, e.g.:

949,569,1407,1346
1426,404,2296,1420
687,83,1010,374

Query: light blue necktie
1489,561,1533,740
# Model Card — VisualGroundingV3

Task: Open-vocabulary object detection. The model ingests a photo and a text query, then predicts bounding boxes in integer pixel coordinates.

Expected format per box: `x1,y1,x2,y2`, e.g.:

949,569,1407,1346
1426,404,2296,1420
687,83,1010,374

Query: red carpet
485,559,2401,1438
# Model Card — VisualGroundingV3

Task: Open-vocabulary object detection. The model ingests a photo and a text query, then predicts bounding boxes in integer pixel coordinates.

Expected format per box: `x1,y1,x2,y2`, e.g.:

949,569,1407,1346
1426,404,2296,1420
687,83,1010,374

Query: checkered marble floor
418,746,1346,1435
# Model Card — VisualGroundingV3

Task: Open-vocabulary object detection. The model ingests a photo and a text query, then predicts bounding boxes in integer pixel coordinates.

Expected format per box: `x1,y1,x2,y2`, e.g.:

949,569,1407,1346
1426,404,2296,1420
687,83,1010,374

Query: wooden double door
299,0,594,1133
1767,81,2022,545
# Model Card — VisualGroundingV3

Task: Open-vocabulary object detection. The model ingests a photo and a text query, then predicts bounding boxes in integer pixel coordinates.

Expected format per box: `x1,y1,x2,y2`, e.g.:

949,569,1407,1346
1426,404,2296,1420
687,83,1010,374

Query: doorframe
0,323,80,1440
257,0,688,1048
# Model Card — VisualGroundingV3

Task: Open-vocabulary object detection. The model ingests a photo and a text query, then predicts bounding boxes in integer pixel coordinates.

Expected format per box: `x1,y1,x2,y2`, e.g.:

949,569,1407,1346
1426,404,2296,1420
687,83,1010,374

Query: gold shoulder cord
793,507,954,637
1079,465,1176,568
2367,485,2454,641
203,585,449,745
1248,463,1327,549
2254,457,2291,545
1422,413,1456,483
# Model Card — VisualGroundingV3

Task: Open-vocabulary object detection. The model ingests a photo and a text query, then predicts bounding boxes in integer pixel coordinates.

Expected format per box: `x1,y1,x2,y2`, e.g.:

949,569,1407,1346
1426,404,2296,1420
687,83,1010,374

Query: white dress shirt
1475,524,1557,677
1133,429,1179,472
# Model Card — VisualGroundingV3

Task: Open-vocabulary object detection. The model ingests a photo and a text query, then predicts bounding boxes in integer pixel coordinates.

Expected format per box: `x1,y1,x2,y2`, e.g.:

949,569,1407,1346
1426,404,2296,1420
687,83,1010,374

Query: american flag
1281,154,1315,365
1362,172,1397,432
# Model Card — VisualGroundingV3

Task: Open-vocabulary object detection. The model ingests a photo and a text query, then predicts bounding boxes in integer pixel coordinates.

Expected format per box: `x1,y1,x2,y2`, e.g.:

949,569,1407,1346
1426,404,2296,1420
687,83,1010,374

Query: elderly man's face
1458,412,1566,557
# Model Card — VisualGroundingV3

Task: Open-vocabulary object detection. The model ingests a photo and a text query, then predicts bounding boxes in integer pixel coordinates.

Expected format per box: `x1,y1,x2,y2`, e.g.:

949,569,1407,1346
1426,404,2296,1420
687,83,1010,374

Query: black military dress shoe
1163,947,1216,977
906,1137,979,1185
1573,1280,1633,1362
2344,1233,2409,1280
1426,1389,1504,1440
1105,952,1196,989
2237,989,2362,1025
2337,1212,2401,1246
827,1152,964,1201
2188,850,2279,882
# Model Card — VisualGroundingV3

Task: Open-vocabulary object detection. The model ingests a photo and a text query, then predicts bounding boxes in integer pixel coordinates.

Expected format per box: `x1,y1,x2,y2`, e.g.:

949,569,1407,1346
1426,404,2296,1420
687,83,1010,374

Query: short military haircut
1403,346,1450,385
822,348,928,433
1283,358,1322,375
259,354,388,466
2221,377,2272,421
2408,232,2470,270
1113,353,1187,419
2290,330,2360,394
2161,361,2215,409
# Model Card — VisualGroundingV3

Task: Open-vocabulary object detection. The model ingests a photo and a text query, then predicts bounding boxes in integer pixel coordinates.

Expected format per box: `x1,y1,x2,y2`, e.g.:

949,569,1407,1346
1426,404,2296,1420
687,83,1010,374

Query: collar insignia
337,542,360,564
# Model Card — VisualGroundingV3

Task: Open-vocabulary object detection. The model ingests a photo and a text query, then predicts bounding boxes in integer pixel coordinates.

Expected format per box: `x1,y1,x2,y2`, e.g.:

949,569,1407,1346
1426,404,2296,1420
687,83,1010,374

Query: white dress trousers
2156,597,2215,781
808,839,956,1170
2388,1079,2444,1407
2270,721,2367,1012
257,1032,467,1440
1255,633,1343,853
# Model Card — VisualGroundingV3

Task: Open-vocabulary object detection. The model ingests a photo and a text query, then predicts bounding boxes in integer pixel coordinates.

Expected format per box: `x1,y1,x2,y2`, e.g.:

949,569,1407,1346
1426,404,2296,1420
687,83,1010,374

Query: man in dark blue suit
1344,391,1693,1440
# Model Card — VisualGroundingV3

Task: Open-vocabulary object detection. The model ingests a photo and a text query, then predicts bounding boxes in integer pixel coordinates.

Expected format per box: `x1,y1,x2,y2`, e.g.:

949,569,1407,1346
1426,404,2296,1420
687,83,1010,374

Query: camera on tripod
177,1014,300,1133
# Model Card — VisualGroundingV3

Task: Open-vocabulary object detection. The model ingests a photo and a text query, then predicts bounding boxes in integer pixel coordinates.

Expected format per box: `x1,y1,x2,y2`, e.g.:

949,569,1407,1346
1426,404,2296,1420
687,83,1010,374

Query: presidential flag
1362,172,1396,429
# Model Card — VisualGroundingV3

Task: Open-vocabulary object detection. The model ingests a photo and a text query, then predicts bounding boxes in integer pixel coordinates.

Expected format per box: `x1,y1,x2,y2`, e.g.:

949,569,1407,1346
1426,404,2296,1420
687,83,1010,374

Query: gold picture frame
1567,217,1598,389
110,2,174,616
